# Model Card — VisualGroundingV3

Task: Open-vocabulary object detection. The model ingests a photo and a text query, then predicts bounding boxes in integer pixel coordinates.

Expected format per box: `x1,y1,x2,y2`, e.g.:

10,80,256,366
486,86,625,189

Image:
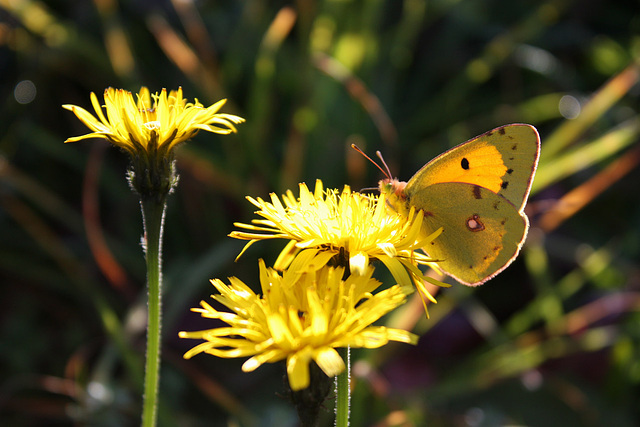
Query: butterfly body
379,124,540,286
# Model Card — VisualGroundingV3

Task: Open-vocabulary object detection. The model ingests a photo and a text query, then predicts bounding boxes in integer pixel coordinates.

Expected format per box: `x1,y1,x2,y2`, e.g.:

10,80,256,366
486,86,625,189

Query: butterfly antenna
375,150,393,180
351,144,391,179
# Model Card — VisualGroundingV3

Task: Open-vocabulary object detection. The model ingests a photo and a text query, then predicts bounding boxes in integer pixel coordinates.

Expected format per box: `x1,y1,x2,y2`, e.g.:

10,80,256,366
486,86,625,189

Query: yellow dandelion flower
230,179,447,304
179,260,418,391
63,87,244,152
63,87,245,197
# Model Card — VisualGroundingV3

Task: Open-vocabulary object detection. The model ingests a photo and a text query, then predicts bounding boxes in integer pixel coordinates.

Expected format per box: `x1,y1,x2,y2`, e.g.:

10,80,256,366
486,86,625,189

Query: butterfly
375,124,540,286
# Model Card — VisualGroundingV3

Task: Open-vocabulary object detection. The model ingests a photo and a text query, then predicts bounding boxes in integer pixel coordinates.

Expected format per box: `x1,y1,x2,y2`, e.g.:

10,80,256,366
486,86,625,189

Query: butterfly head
350,144,410,207
379,177,407,198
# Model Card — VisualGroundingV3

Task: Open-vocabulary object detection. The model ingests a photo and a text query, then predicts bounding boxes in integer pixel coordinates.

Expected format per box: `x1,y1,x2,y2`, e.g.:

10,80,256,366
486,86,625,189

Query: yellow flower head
179,260,418,391
63,87,245,153
63,87,245,198
230,180,446,304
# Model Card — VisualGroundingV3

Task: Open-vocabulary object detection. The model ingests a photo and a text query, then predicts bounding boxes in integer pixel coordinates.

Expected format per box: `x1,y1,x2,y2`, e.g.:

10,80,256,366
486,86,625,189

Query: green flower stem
140,196,167,427
335,346,350,427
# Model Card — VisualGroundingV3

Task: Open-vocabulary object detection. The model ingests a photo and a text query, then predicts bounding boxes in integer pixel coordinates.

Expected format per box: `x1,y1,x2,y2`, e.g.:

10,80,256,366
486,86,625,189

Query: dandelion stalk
334,250,350,427
64,87,244,425
335,346,350,427
140,195,166,427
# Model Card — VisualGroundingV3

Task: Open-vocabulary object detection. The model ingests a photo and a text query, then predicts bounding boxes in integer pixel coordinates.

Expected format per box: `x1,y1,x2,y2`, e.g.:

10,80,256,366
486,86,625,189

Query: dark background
1,0,639,425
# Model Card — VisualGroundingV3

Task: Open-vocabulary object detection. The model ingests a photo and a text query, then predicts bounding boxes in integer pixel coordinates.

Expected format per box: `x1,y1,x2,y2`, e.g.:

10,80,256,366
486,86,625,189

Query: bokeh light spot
558,95,581,120
14,80,37,104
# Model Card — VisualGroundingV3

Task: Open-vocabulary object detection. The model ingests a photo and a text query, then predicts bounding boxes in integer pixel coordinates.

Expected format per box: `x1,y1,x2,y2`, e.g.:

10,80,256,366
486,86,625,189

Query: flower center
144,121,161,130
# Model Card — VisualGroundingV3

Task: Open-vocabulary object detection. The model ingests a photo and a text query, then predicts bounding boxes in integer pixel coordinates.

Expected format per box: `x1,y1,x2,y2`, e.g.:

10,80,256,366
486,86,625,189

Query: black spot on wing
498,127,506,135
461,157,470,170
501,181,509,189
506,168,514,174
472,185,482,199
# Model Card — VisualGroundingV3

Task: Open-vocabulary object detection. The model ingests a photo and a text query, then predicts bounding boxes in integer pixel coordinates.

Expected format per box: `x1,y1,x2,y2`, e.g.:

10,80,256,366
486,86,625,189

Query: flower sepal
126,129,179,201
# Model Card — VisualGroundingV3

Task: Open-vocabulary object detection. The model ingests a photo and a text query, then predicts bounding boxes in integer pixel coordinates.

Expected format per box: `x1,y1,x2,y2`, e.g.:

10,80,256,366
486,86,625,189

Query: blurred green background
1,0,640,426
